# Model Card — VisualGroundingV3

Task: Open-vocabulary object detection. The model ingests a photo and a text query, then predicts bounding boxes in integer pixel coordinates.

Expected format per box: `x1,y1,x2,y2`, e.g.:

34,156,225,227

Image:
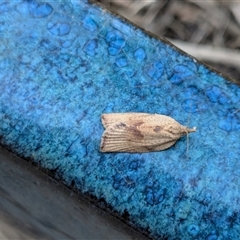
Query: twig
168,38,240,69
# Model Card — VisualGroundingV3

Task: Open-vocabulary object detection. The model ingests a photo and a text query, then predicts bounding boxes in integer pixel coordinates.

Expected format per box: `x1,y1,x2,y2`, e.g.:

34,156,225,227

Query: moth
100,113,196,153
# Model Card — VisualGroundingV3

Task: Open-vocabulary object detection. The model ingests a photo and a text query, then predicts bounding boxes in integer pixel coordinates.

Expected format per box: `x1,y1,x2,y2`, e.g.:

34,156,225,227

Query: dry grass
97,0,240,83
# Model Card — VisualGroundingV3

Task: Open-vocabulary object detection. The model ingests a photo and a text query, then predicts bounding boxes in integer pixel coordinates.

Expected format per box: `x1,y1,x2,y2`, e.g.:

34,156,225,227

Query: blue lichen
0,0,240,239
187,224,200,237
28,1,53,18
47,22,71,36
82,16,98,32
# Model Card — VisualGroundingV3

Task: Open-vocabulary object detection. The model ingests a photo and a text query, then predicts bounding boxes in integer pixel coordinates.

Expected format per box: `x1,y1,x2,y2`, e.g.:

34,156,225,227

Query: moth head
168,125,196,136
182,126,196,135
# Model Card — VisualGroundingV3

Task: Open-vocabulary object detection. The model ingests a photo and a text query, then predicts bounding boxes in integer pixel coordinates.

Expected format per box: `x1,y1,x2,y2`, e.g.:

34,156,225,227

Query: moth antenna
186,129,189,160
186,114,190,160
233,109,240,114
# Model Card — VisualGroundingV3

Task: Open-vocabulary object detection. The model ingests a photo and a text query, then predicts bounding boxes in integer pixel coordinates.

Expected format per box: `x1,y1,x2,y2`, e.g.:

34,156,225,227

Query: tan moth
100,113,196,153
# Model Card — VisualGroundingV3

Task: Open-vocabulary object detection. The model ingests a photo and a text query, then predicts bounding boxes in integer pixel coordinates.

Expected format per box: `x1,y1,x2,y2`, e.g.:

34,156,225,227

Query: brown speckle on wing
100,112,196,153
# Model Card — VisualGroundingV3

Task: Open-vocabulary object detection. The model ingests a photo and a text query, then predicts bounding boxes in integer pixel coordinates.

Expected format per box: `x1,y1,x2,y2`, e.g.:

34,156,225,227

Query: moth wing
147,139,178,152
132,122,179,152
100,123,142,152
101,113,150,129
100,113,191,153
100,121,178,153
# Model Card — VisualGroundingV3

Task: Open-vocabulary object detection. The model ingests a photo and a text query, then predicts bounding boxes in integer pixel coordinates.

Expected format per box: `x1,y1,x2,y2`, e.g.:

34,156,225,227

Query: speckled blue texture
0,1,240,239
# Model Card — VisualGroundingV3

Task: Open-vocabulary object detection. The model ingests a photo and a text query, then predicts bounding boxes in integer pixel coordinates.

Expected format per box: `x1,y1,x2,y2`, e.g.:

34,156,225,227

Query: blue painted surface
0,0,240,239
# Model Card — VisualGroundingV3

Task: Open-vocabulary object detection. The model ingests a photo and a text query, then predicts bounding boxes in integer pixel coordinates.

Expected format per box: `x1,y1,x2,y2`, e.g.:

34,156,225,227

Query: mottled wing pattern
100,113,182,152
101,113,179,128
101,113,148,128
